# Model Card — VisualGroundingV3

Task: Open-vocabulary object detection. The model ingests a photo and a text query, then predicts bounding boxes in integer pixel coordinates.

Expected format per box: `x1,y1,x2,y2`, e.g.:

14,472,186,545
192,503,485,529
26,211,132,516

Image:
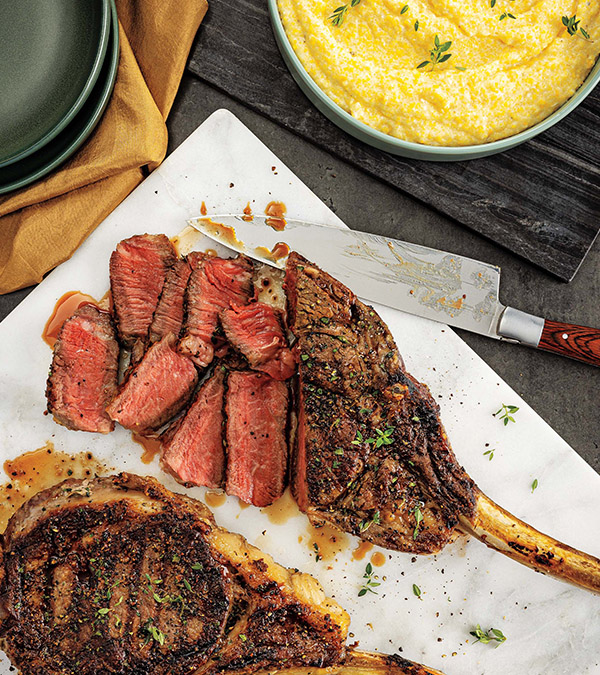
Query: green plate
0,0,111,167
0,1,119,195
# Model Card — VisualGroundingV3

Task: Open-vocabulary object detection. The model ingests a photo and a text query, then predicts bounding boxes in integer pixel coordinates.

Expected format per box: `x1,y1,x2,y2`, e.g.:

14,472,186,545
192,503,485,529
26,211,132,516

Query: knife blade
188,214,600,367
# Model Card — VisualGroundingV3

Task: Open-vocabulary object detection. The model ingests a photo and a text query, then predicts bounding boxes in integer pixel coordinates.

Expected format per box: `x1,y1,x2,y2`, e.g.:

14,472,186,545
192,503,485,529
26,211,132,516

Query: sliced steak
226,371,289,507
179,254,254,368
149,258,191,344
0,474,352,675
46,304,118,433
106,334,198,433
221,302,296,380
162,367,226,489
286,253,476,555
109,234,177,358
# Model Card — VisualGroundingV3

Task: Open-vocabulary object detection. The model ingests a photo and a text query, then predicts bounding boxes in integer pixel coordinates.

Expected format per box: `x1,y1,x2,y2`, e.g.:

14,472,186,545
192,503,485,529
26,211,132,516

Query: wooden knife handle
538,319,600,367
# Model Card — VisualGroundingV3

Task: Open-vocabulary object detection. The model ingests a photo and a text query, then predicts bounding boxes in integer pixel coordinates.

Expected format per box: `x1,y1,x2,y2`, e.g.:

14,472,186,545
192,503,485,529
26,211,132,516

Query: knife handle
537,319,600,367
498,308,600,367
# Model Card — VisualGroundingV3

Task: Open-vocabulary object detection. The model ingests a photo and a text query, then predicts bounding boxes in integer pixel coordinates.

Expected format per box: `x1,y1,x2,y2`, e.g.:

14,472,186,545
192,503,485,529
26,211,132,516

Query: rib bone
459,490,600,594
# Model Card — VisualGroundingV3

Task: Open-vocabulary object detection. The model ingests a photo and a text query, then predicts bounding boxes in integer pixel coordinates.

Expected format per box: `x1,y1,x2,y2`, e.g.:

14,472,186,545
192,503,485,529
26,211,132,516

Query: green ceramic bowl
268,0,600,161
0,0,119,195
0,0,111,168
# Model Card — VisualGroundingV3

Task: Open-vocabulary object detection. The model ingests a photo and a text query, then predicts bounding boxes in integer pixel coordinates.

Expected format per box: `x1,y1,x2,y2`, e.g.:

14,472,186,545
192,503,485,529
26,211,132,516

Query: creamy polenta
277,0,600,145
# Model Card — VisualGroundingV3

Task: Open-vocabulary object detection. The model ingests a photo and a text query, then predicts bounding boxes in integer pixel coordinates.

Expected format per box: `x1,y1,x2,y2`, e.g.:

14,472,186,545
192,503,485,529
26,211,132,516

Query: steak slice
109,234,177,358
106,334,198,433
286,254,600,594
162,366,226,489
149,258,192,344
226,371,289,507
46,304,118,433
286,253,476,555
0,474,349,675
221,302,296,380
180,254,254,368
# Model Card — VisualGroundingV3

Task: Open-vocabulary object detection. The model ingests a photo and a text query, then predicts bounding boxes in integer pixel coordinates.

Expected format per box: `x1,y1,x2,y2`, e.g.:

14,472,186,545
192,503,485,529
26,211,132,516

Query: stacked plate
0,0,119,195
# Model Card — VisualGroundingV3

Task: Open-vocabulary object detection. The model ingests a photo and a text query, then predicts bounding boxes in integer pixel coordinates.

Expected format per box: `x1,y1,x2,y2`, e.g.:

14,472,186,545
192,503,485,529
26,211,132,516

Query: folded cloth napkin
0,0,208,294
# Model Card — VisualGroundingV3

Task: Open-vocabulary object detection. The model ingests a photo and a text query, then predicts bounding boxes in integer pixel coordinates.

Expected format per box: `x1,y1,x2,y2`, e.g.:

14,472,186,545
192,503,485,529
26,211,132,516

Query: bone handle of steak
250,650,446,674
459,490,600,594
498,307,600,367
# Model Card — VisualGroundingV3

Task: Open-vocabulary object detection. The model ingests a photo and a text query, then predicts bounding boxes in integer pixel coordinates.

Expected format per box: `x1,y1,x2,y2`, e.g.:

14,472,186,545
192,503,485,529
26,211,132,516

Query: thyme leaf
329,0,361,27
470,624,507,646
417,34,452,71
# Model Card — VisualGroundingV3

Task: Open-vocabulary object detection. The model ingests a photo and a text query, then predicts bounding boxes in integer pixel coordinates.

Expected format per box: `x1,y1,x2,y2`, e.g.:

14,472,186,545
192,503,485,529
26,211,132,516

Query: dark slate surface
187,0,600,282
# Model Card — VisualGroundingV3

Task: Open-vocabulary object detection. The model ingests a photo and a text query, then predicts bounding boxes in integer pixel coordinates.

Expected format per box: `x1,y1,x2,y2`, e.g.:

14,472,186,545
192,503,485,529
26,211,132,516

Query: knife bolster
497,307,544,347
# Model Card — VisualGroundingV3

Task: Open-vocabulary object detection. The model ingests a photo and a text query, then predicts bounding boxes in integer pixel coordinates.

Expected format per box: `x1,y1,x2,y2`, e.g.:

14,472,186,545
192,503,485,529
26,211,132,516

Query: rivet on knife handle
498,307,600,367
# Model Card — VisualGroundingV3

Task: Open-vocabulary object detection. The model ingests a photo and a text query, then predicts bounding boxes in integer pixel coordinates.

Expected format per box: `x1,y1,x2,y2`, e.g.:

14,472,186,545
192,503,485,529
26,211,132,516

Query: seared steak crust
286,253,476,554
46,304,119,433
0,474,349,675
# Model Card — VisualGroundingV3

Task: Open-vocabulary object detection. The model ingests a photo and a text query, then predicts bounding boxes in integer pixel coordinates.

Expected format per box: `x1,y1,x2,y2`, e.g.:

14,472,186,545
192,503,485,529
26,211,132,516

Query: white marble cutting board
0,109,599,674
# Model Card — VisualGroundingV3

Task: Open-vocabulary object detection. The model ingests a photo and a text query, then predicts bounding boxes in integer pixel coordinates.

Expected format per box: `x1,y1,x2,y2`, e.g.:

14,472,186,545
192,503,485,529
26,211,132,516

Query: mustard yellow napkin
0,0,208,294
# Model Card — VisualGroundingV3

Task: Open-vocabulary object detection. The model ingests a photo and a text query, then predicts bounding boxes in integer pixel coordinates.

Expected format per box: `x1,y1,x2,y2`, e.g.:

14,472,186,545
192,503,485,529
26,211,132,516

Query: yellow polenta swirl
278,0,600,146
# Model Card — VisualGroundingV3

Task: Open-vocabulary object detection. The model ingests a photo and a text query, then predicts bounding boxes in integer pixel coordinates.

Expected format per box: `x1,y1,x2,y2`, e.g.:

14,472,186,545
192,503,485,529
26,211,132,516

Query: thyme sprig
417,34,452,71
470,624,507,646
359,510,381,533
358,562,381,596
329,0,361,27
562,15,591,41
493,403,519,425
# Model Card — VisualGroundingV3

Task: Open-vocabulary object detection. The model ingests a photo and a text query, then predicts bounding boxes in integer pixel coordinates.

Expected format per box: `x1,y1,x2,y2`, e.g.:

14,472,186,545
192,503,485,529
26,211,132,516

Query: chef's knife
188,215,600,367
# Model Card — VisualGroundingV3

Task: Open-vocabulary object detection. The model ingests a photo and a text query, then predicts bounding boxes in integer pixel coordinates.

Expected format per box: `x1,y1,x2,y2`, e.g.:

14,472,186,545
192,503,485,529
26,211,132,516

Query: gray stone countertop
1,73,598,474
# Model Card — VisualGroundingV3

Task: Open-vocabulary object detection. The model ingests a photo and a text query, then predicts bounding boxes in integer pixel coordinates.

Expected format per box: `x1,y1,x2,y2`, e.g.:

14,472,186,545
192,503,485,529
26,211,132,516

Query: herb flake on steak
46,304,119,433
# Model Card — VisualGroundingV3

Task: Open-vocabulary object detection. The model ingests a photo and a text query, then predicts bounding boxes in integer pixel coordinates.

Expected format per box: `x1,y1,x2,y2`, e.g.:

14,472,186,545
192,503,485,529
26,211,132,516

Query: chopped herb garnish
351,430,364,445
483,448,495,461
191,562,203,571
412,583,422,599
300,354,309,361
313,542,322,562
412,502,424,540
401,4,409,14
365,426,395,448
490,0,496,6
329,0,361,27
143,618,166,646
499,11,516,20
455,65,466,71
493,403,519,425
470,624,507,646
172,554,180,563
562,14,592,40
358,562,381,596
240,633,248,642
414,19,419,31
531,478,538,493
183,578,192,592
359,510,381,533
334,447,344,455
417,34,452,70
